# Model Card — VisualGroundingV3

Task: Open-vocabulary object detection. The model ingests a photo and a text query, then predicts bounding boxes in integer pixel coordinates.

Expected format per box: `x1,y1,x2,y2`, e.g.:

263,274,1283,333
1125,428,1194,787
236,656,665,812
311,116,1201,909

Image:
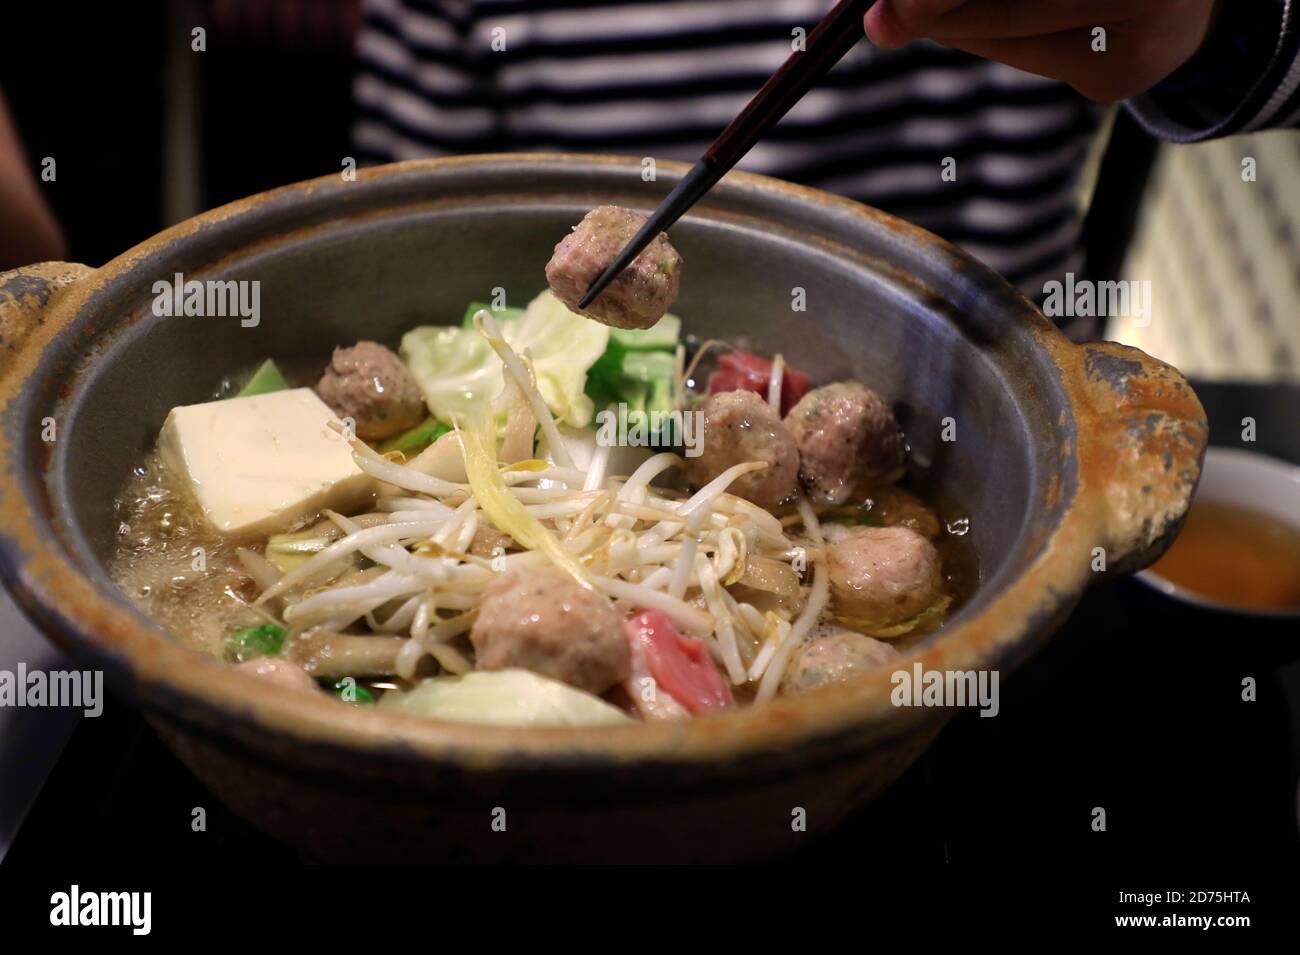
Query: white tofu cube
159,388,372,537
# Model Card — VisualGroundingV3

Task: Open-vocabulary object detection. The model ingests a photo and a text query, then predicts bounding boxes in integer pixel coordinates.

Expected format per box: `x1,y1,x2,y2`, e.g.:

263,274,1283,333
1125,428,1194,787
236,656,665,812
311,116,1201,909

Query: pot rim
0,153,1207,771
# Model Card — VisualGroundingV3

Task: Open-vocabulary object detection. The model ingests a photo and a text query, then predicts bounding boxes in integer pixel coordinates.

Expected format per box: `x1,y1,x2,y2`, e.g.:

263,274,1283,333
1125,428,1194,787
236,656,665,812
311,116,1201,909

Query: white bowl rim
1136,446,1300,618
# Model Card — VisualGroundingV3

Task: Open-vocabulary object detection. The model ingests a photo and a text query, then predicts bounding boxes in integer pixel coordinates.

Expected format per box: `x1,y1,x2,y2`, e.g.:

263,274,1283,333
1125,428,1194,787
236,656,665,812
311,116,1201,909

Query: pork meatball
785,381,904,505
315,341,426,441
470,566,629,695
781,628,899,694
828,525,942,626
545,205,682,330
685,389,800,510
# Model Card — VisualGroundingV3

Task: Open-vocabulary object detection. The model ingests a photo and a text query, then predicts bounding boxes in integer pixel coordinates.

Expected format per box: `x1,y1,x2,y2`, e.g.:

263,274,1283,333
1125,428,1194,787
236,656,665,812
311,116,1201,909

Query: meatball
781,628,899,694
316,341,426,441
234,657,321,694
785,382,904,505
685,389,800,510
545,205,682,330
470,566,629,695
827,525,942,625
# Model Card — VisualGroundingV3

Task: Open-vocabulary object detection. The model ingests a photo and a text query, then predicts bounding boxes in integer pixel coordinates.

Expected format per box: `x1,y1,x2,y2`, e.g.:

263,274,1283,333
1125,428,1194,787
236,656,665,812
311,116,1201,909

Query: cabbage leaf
378,669,633,726
401,290,609,428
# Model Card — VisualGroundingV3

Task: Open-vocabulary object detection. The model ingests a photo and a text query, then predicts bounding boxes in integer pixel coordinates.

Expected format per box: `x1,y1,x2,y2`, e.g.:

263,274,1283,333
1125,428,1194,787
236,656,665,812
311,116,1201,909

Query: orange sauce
1148,499,1300,611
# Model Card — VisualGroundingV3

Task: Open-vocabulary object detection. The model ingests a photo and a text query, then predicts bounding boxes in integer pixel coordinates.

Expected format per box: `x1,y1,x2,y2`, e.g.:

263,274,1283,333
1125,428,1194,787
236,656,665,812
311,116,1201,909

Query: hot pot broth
109,290,977,725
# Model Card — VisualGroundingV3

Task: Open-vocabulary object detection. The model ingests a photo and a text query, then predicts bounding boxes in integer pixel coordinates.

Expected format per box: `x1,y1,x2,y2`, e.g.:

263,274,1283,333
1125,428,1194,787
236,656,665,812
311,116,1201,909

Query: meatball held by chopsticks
546,205,683,329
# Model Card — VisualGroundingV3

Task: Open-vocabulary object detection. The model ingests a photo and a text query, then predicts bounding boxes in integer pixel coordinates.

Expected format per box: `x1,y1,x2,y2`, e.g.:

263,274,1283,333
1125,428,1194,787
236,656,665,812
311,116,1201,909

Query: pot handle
1070,340,1208,577
0,261,94,379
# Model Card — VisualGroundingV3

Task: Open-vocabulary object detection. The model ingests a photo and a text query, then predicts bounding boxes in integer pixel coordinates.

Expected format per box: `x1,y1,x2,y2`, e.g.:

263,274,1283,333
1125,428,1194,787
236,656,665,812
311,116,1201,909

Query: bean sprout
246,395,838,712
768,353,785,411
754,496,831,702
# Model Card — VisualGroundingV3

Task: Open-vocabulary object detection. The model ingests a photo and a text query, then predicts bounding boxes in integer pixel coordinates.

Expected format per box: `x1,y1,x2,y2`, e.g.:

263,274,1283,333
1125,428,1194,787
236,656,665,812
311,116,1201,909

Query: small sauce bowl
1138,447,1300,618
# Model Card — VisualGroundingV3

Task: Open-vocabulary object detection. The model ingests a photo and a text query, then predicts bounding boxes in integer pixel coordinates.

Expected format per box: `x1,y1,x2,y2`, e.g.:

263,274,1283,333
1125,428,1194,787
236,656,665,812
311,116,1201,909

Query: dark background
0,1,355,268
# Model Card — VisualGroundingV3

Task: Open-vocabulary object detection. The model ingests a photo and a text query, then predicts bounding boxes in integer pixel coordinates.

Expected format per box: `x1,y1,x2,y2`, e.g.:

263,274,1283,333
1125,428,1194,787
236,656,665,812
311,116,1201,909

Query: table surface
4,382,1298,867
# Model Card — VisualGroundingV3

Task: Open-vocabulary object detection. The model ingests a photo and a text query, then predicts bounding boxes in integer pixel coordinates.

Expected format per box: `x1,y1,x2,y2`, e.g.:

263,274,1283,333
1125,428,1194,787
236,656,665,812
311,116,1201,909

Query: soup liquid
110,450,264,656
1148,500,1300,610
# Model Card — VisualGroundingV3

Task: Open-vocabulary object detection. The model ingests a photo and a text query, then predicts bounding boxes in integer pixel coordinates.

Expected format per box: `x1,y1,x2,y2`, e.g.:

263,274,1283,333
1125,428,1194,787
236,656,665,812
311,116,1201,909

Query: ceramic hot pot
0,155,1206,862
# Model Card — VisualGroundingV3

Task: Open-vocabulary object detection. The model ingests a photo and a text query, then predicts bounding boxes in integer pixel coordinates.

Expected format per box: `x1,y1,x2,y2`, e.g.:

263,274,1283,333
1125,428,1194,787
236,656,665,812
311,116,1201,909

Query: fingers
865,0,1218,102
924,0,1140,42
865,0,966,48
942,29,1134,102
863,4,900,48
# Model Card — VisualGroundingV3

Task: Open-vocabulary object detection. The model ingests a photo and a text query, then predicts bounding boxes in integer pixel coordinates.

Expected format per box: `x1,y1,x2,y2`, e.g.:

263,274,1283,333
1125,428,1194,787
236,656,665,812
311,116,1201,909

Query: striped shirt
352,0,1299,305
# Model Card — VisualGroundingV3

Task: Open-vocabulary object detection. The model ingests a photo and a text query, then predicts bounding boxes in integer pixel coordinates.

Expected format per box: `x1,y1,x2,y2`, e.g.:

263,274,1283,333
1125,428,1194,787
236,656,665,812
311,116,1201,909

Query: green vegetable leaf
227,623,286,662
584,344,629,414
402,290,609,428
377,416,452,455
583,336,678,442
325,677,377,705
822,505,885,528
608,314,680,351
620,349,676,387
236,359,289,398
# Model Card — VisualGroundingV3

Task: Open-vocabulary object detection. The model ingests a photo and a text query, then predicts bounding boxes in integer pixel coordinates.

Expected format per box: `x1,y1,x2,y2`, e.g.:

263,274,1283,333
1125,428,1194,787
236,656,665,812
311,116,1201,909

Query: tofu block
159,388,372,537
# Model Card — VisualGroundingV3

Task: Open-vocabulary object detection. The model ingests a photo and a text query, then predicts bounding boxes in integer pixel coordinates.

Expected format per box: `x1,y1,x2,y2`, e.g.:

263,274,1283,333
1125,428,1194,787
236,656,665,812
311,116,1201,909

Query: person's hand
864,0,1221,103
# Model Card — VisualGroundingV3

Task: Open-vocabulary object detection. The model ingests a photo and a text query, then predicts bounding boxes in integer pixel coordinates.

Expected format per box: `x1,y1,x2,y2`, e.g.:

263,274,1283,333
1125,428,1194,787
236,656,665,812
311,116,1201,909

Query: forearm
0,89,67,269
